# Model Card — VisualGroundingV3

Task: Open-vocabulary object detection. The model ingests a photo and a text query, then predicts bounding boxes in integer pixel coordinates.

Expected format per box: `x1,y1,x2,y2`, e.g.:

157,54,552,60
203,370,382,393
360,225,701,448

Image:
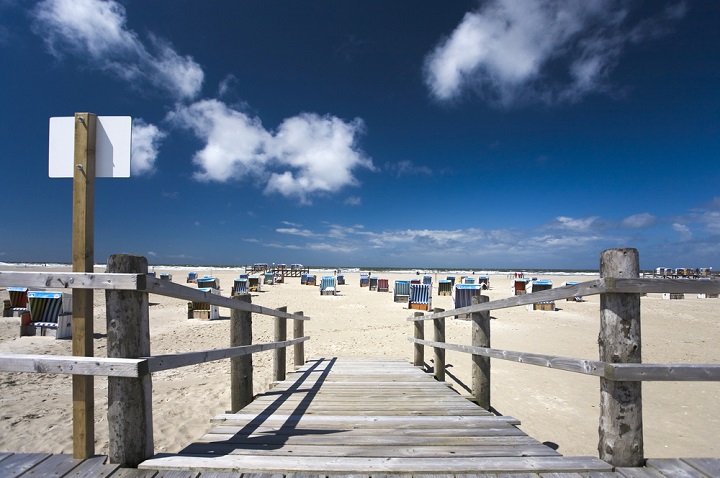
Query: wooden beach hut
22,291,73,339
394,280,410,303
527,279,554,311
438,279,452,296
248,275,261,292
189,288,220,320
512,278,530,295
377,278,389,292
409,283,432,311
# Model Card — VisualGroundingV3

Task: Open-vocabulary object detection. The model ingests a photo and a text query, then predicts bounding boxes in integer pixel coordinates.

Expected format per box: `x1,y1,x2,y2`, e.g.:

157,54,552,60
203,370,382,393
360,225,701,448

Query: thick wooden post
106,254,153,467
72,112,96,459
293,311,304,370
231,293,253,412
433,309,445,382
471,295,490,409
413,312,424,368
274,306,287,382
598,248,644,466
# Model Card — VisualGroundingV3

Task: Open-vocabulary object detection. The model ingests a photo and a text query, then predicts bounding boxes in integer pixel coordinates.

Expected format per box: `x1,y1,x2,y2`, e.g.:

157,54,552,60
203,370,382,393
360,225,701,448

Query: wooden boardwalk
2,357,719,477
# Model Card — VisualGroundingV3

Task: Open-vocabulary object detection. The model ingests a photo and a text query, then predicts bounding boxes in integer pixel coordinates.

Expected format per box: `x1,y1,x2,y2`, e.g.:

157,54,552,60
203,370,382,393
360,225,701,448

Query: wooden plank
198,433,534,447
0,271,143,290
615,467,665,478
146,337,309,373
681,458,720,477
0,353,147,377
179,443,559,458
65,455,119,477
606,364,720,382
113,467,166,477
203,425,526,438
139,455,613,474
142,277,309,321
18,453,83,476
0,453,51,478
210,413,522,427
645,459,708,478
408,338,604,377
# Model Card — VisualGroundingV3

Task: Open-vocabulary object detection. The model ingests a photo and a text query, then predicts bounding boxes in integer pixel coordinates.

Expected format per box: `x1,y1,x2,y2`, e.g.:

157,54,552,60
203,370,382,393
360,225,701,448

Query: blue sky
1,0,718,270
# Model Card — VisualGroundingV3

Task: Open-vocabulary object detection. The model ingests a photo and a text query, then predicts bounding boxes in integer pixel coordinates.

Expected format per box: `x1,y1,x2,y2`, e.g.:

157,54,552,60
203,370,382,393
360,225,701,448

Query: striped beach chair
563,281,583,301
377,278,389,292
369,276,378,291
360,273,369,287
264,272,274,285
438,280,452,296
187,272,197,283
4,287,29,318
463,277,475,285
23,291,72,339
409,283,432,311
160,273,172,281
306,274,316,286
232,278,248,295
394,280,410,303
512,278,530,295
478,275,489,290
446,276,456,288
248,276,261,292
337,274,345,285
320,276,336,295
422,275,432,285
453,284,483,318
301,273,308,285
197,276,220,290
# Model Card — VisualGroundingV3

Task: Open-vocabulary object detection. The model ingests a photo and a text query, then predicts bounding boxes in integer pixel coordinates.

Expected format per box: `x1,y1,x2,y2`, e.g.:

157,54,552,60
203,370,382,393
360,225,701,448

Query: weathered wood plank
0,353,147,377
615,466,666,478
197,433,534,446
606,364,720,382
0,271,142,291
681,458,720,477
210,413,522,427
139,455,612,474
645,458,708,478
8,452,82,476
203,425,526,438
0,453,51,478
146,337,309,373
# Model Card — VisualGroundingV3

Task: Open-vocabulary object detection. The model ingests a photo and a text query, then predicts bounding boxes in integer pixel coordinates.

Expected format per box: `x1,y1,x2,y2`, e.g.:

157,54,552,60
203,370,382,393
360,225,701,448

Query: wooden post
433,309,445,382
471,295,491,409
274,306,287,382
231,293,253,412
293,311,304,370
598,248,644,467
72,112,96,459
413,312,424,368
106,254,153,467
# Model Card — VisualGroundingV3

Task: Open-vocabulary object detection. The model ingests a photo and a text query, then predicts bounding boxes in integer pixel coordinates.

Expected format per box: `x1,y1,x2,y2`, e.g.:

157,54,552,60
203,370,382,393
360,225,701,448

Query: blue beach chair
394,280,410,303
23,291,73,339
320,276,337,295
409,283,432,311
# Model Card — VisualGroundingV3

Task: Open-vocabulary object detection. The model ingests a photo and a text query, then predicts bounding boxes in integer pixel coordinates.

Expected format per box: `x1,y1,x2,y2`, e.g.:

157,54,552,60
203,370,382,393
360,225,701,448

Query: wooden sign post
72,112,96,459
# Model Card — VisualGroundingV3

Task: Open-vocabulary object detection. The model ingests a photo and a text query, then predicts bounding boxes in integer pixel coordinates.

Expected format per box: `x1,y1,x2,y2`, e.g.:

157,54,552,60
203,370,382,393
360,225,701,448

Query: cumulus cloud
672,223,692,241
622,212,656,229
424,0,686,106
131,119,166,175
32,0,203,100
265,113,373,203
169,102,373,202
550,216,601,232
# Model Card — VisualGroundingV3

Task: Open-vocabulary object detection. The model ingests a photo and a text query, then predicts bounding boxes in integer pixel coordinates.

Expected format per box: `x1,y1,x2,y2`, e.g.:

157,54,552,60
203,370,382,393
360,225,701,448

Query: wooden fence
408,248,720,468
0,254,309,467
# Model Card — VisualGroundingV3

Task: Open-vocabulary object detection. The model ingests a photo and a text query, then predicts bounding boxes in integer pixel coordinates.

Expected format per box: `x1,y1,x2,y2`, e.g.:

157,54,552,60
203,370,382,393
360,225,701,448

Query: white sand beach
1,264,718,459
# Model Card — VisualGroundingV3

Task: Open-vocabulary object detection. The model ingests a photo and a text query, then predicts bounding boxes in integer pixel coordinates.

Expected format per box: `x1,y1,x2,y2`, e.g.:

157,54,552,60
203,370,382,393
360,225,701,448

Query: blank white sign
49,116,132,178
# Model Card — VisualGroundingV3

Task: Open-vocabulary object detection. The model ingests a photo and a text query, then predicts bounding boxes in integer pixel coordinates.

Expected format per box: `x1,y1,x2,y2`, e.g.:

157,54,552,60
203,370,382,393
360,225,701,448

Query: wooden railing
0,254,309,467
408,248,720,468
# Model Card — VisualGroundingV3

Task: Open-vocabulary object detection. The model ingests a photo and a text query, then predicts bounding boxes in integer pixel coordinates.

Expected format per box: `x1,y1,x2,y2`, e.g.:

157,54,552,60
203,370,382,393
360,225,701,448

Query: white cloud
672,223,692,241
131,119,166,175
167,99,271,182
622,212,656,229
344,196,362,206
424,0,685,106
33,0,203,100
265,113,373,203
551,216,600,232
276,227,316,237
169,102,373,202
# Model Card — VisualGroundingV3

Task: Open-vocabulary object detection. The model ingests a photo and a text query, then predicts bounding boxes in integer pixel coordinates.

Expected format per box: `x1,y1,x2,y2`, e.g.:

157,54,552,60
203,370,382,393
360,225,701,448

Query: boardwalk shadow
181,357,343,454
